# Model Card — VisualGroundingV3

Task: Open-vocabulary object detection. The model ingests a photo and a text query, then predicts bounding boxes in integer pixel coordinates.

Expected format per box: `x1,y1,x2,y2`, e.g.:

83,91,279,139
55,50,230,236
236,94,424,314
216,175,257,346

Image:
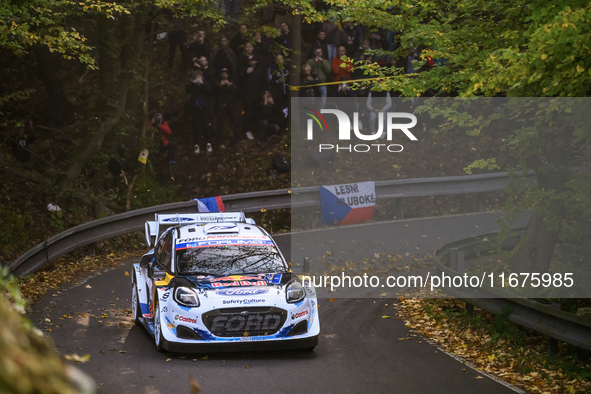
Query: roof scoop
204,223,240,234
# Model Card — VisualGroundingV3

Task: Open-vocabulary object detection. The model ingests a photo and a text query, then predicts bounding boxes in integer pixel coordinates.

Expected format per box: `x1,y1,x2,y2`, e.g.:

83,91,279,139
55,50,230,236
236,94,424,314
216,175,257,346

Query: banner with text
320,181,376,225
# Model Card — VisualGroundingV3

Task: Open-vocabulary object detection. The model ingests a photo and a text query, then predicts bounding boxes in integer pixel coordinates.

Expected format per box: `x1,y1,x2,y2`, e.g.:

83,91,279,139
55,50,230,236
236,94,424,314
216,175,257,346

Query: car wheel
131,281,142,326
154,300,165,352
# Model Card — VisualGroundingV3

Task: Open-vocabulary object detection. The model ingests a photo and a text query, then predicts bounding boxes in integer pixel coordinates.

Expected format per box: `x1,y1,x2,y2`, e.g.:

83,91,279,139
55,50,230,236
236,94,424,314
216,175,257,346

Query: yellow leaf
541,54,548,60
125,271,130,277
166,358,171,362
576,64,585,72
475,376,483,379
382,315,392,319
487,354,495,362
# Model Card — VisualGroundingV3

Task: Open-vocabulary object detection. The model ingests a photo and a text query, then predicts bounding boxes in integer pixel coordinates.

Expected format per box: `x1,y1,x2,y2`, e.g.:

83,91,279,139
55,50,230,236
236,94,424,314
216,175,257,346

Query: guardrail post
457,251,465,272
303,257,310,273
87,243,96,256
466,303,474,318
476,193,482,212
448,248,458,270
547,303,561,357
396,198,403,220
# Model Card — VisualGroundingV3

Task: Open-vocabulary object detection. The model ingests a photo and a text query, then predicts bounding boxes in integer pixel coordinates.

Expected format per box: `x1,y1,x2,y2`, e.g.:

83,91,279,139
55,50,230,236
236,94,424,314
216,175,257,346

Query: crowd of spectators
156,9,434,161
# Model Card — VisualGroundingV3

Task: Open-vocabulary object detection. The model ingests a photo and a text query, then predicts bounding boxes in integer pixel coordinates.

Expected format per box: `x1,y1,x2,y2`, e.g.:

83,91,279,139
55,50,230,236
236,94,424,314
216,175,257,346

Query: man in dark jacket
268,54,290,109
238,55,266,137
185,70,214,153
274,22,292,50
214,68,242,147
230,24,248,54
335,21,359,58
188,31,212,60
210,36,238,77
255,91,285,143
307,29,329,60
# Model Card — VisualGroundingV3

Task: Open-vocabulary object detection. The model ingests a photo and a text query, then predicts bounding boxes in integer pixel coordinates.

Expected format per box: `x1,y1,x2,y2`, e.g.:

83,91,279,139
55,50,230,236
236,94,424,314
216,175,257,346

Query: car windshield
176,244,286,275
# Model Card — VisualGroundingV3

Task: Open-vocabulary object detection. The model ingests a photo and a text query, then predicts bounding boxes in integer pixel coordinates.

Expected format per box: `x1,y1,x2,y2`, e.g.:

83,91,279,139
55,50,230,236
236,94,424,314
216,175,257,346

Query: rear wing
144,212,254,247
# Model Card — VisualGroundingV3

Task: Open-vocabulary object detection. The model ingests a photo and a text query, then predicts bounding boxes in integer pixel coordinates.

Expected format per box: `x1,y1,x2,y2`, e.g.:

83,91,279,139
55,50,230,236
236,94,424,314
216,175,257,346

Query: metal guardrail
9,171,535,278
433,234,591,351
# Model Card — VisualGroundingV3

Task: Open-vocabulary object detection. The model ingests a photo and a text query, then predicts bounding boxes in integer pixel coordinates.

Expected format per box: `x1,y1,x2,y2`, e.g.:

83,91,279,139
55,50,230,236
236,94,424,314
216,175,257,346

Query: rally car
131,212,319,352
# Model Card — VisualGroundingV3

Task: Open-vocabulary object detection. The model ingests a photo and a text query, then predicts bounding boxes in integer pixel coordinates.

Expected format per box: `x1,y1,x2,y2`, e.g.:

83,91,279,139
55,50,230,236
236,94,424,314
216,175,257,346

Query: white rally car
131,212,319,352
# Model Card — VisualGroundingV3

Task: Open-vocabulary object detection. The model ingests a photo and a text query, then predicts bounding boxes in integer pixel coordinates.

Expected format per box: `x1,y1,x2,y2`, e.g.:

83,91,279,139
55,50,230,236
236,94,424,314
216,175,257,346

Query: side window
153,236,164,260
159,232,173,271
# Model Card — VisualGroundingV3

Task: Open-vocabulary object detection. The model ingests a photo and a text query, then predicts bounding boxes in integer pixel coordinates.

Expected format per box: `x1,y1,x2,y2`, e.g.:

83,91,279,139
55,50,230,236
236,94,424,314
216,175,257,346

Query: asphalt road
30,212,529,394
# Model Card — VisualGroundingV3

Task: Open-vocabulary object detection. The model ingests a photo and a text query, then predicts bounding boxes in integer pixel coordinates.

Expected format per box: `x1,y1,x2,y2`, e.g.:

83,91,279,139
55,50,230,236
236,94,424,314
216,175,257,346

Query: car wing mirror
140,254,153,269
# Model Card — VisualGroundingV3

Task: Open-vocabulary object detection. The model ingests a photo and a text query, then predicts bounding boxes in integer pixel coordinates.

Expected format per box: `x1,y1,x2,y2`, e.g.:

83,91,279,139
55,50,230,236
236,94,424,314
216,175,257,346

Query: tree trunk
512,211,559,273
32,45,73,126
288,13,302,103
288,12,301,137
512,161,569,273
56,7,149,193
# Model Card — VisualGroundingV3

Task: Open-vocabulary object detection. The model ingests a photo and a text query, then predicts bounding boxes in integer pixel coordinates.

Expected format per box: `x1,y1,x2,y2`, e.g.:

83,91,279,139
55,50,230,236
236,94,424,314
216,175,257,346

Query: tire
303,346,316,352
153,299,165,352
131,281,142,326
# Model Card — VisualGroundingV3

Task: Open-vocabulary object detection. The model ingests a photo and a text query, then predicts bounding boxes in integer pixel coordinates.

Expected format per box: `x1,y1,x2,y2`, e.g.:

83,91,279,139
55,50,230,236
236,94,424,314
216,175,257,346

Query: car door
147,231,172,316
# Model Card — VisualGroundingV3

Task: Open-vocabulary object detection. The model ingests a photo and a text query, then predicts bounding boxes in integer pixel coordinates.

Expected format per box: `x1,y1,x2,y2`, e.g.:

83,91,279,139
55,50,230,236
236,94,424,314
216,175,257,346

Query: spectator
323,19,339,62
300,64,320,99
166,8,189,70
238,55,266,138
352,51,370,81
255,91,285,144
253,31,271,67
230,24,248,54
214,68,242,147
268,54,290,109
332,45,353,84
368,30,388,64
149,113,177,165
366,89,392,135
406,46,421,74
237,42,255,71
185,70,214,154
275,22,292,50
192,55,216,81
188,30,212,60
10,118,35,163
210,36,237,77
307,47,331,106
354,39,370,60
307,30,329,60
335,21,359,58
335,78,356,99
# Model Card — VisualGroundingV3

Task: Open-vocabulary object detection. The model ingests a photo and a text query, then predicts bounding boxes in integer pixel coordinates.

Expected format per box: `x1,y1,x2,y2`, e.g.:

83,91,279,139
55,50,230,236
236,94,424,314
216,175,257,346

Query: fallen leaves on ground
64,354,91,363
397,298,591,394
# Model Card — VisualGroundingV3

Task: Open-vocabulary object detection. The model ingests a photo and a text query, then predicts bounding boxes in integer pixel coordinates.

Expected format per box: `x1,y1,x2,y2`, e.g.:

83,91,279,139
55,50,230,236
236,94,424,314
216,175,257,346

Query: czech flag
194,196,226,212
319,181,376,225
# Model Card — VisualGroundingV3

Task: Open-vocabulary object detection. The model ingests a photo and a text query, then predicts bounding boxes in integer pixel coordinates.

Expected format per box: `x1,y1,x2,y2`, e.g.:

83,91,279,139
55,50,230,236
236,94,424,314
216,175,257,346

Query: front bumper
161,334,318,353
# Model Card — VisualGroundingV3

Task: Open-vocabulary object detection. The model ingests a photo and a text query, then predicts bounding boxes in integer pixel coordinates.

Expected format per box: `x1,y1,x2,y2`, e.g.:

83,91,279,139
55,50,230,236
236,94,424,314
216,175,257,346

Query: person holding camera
148,113,178,165
307,47,330,106
255,91,284,144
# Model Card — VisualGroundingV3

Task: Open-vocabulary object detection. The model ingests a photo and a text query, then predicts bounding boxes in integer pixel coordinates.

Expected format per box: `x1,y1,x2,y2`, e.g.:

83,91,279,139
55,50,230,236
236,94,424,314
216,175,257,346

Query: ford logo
216,288,269,296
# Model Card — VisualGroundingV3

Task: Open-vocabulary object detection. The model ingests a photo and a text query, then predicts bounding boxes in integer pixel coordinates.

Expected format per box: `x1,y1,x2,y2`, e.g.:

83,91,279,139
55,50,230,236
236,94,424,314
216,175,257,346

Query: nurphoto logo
304,107,419,153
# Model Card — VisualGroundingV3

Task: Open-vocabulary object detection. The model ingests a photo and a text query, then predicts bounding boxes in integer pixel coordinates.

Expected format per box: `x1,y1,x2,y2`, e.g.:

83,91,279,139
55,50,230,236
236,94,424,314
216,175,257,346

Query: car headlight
174,287,200,307
286,280,305,303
